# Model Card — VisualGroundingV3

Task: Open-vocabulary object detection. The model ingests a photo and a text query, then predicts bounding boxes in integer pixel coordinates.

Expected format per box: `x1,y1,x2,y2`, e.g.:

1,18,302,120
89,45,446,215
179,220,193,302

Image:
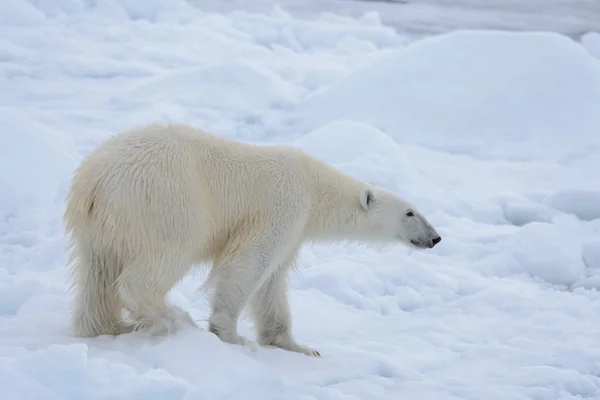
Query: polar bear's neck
301,156,368,243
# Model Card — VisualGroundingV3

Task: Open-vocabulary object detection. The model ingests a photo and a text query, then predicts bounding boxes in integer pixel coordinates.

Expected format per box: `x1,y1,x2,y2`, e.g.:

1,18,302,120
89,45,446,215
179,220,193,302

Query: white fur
63,122,441,357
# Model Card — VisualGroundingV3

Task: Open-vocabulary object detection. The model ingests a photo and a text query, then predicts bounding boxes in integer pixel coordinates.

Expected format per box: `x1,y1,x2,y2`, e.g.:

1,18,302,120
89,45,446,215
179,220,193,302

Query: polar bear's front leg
207,201,307,352
249,265,321,357
207,232,284,350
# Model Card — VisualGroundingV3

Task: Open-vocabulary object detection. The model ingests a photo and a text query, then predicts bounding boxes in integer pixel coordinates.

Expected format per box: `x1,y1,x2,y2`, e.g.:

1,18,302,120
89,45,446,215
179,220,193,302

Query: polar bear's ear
360,187,375,211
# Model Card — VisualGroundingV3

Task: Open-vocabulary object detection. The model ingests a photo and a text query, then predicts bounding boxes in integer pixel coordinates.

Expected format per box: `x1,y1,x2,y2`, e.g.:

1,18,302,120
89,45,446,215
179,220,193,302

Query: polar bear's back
66,123,308,261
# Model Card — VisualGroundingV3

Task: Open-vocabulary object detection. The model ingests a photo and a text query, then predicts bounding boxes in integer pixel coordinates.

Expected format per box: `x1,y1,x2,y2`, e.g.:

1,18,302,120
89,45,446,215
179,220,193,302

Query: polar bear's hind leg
68,242,127,337
117,249,198,336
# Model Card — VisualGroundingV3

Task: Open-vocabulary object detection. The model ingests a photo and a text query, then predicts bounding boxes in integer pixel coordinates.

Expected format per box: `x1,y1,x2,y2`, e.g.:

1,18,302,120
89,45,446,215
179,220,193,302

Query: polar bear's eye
406,211,414,217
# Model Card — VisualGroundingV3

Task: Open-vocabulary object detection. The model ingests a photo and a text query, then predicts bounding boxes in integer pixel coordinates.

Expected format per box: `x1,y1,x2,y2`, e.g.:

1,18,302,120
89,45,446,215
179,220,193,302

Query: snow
1,0,600,399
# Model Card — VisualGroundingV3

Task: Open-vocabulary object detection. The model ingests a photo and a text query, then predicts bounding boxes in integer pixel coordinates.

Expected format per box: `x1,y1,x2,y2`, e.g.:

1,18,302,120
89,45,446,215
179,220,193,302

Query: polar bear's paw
238,336,258,352
171,305,199,328
128,306,197,336
131,315,179,336
213,330,258,352
208,320,258,351
260,332,321,357
297,345,321,358
279,341,321,358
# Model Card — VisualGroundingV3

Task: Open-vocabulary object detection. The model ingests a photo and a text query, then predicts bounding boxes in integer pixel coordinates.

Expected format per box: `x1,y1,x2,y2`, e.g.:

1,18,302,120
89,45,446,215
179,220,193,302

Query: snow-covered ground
2,1,600,399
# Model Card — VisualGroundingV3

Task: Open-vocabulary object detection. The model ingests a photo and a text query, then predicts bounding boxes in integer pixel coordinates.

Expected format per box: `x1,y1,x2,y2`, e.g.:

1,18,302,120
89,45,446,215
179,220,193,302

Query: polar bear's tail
64,177,124,337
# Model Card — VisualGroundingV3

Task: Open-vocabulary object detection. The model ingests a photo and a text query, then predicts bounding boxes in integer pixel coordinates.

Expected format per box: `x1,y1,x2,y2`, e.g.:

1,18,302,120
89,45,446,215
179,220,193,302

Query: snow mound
22,0,86,17
573,242,600,290
581,32,600,60
0,109,77,229
1,344,192,400
583,242,600,270
292,120,419,189
545,190,600,221
292,30,600,161
293,120,401,165
106,60,300,137
0,39,33,63
120,61,287,111
502,216,587,286
501,198,562,226
0,0,47,26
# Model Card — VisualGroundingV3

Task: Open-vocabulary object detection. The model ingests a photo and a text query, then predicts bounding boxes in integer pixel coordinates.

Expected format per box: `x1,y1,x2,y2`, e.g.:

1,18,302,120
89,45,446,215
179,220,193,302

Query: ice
2,0,600,399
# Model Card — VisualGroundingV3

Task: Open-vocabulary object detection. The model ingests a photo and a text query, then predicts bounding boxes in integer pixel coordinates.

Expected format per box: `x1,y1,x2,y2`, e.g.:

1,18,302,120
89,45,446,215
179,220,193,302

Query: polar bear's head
359,186,441,249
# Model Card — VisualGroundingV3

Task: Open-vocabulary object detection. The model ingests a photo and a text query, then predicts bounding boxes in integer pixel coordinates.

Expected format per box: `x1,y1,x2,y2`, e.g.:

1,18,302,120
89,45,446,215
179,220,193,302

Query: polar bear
63,122,441,357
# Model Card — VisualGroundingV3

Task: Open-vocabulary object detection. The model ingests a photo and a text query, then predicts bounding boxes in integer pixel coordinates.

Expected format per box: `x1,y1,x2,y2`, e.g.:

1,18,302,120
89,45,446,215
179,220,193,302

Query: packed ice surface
1,0,600,399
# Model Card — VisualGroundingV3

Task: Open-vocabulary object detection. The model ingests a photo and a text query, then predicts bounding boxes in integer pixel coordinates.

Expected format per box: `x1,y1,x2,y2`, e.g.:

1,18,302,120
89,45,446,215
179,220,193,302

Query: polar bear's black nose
431,236,442,247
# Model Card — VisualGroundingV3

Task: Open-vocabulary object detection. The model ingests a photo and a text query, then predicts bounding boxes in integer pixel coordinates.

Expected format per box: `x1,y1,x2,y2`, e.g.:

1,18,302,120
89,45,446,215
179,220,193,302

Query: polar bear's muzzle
410,235,442,249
